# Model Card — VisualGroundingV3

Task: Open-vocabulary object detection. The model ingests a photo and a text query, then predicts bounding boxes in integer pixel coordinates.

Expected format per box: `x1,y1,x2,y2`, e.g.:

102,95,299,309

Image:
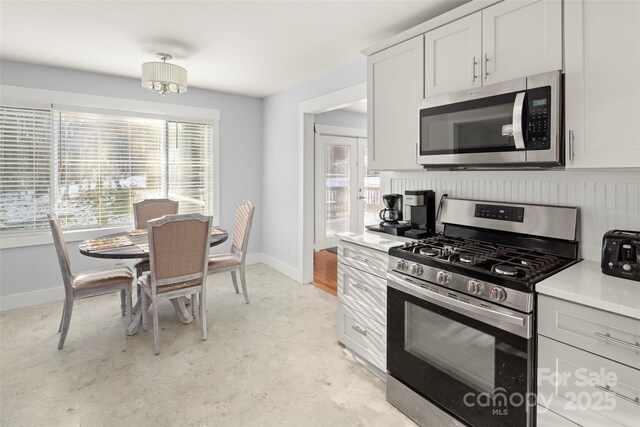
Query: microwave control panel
525,86,551,150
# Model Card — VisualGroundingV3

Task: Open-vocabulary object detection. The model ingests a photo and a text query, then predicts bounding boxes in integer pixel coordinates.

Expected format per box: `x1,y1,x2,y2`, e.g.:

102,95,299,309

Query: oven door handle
512,92,526,150
387,273,530,336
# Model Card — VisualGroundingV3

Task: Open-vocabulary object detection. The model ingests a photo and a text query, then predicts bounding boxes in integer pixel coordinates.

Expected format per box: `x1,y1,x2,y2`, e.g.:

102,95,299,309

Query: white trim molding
314,123,367,138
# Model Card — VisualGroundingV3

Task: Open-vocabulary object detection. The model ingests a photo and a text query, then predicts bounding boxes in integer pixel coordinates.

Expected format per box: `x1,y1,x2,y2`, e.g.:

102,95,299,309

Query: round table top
79,229,228,259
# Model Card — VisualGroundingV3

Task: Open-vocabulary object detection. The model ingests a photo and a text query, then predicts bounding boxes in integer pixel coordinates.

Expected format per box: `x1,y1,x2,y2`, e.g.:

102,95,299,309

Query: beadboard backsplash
382,170,640,261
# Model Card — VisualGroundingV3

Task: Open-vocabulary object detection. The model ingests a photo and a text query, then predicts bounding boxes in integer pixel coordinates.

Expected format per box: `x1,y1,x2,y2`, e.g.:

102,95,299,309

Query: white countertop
336,231,413,253
536,260,640,320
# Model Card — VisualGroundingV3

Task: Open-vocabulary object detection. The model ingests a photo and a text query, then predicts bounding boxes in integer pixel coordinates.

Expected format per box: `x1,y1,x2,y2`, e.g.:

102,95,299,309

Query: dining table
79,227,228,335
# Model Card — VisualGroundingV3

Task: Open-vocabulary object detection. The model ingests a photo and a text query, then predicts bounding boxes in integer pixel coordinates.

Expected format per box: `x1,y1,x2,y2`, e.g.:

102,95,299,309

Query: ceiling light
141,53,187,96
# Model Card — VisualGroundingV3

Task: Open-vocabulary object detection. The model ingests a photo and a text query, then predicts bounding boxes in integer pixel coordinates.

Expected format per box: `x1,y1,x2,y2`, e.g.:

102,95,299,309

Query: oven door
387,272,534,427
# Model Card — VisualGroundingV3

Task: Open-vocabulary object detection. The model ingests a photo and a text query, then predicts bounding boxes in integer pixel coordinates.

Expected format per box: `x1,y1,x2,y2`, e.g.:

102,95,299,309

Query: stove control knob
395,259,408,271
410,264,424,276
622,263,634,272
467,280,483,295
490,286,507,302
436,271,450,285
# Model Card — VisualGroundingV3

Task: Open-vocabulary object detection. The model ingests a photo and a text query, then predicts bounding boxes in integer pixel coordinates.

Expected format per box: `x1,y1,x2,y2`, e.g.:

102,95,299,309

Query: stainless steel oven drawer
538,335,640,427
337,302,385,371
538,295,640,369
338,263,386,325
338,241,387,279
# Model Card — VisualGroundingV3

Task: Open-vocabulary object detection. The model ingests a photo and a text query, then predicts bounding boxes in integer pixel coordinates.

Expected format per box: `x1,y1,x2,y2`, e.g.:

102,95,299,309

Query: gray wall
0,60,263,299
261,58,366,271
315,109,366,130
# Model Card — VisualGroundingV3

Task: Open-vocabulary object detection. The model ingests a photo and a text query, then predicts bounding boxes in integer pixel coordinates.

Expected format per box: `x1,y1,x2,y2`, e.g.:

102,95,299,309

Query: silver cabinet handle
353,256,369,263
595,385,640,406
594,331,640,351
472,56,478,82
568,129,575,161
352,282,369,292
352,325,368,336
512,92,527,150
484,53,490,79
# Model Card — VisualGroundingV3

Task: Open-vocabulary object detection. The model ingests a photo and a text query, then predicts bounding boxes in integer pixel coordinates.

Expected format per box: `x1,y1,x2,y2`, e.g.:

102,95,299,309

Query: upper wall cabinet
367,36,423,170
425,14,482,97
482,0,562,85
424,0,562,99
565,0,640,168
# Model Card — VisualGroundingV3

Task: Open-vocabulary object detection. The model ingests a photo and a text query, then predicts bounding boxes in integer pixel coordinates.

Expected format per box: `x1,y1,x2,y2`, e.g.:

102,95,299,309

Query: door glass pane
405,301,496,393
325,144,350,238
363,144,381,228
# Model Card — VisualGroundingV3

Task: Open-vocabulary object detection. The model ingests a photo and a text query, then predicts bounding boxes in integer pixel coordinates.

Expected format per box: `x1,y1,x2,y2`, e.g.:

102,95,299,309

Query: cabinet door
425,13,482,98
367,36,423,170
482,0,562,85
565,0,640,168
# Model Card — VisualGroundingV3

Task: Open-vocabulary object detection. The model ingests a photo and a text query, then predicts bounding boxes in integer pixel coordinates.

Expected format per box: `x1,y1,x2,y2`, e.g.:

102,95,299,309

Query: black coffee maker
379,193,403,224
403,190,436,239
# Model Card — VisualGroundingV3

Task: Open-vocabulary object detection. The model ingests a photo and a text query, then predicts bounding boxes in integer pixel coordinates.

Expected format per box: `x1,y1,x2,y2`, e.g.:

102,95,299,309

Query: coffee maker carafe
379,194,403,224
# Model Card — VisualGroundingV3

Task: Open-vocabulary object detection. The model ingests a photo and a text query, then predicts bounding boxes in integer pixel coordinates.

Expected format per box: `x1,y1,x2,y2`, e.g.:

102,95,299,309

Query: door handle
351,325,368,336
352,282,369,292
512,92,526,150
472,56,478,82
484,53,490,80
594,331,640,351
594,385,640,406
568,129,575,161
358,196,366,200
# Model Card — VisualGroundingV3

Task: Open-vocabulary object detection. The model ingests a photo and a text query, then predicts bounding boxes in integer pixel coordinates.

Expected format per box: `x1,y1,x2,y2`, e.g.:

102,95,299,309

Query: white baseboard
0,286,65,312
259,254,303,283
0,252,302,311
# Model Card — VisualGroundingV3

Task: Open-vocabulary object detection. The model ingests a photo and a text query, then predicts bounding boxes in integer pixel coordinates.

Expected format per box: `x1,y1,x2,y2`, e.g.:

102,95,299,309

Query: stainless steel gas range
385,198,580,427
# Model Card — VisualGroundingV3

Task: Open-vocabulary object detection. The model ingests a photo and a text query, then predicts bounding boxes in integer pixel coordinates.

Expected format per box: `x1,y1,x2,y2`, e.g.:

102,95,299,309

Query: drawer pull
352,282,369,292
594,332,640,350
352,325,368,336
595,385,640,406
352,256,369,263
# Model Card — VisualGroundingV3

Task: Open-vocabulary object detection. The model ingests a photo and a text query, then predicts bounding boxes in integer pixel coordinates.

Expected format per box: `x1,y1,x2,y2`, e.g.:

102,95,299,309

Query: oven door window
388,287,533,427
420,92,521,155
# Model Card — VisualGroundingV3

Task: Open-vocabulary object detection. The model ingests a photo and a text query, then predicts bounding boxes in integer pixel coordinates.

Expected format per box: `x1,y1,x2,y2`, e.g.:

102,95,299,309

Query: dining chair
139,213,212,354
208,201,255,304
132,199,179,277
48,213,133,349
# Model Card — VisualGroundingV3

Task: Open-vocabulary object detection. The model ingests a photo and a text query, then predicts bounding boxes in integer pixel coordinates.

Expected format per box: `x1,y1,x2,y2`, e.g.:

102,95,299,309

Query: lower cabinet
337,240,388,375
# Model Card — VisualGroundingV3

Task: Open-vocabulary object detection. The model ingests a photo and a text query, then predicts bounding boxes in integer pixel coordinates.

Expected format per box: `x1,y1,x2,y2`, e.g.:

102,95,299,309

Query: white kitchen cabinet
367,36,423,170
424,13,482,97
565,0,640,169
482,0,562,85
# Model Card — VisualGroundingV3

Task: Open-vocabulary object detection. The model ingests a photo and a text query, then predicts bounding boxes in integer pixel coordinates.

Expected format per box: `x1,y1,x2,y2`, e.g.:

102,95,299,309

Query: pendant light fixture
141,53,188,95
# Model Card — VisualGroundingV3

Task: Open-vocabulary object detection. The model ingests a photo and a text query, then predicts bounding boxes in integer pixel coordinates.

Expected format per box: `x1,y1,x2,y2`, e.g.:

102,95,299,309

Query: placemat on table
81,236,134,251
136,243,150,253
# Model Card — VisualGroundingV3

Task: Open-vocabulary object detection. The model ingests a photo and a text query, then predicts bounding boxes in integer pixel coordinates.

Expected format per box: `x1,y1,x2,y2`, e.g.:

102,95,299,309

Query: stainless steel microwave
418,70,562,168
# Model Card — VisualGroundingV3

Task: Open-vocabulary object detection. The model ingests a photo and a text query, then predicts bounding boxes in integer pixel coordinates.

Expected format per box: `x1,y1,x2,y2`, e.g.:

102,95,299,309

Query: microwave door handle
512,92,526,150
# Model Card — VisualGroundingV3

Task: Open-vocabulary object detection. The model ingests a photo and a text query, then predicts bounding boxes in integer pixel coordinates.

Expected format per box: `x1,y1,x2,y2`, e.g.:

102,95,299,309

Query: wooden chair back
133,199,179,229
47,213,74,295
230,201,255,261
147,214,212,289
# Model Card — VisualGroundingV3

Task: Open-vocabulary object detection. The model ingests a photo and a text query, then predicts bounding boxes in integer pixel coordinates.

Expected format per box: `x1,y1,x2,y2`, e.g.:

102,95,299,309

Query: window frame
0,85,220,249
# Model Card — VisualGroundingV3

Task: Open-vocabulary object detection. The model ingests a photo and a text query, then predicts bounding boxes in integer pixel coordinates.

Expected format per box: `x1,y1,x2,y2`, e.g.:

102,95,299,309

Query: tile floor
0,263,415,427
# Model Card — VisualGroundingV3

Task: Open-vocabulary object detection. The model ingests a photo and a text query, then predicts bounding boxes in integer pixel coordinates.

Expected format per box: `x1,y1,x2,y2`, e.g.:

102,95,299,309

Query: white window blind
167,121,212,215
0,107,53,231
54,111,165,228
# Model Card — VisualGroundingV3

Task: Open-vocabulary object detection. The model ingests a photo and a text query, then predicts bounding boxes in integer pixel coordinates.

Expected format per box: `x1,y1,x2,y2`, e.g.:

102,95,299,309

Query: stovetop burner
494,265,519,276
419,247,439,256
458,254,475,264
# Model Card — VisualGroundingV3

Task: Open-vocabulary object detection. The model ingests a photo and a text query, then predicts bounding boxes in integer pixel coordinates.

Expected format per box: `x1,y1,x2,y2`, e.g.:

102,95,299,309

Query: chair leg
200,290,207,341
58,297,73,349
239,266,249,304
191,293,198,318
230,271,239,294
58,300,66,333
120,290,126,316
126,286,133,324
141,291,148,332
152,296,160,355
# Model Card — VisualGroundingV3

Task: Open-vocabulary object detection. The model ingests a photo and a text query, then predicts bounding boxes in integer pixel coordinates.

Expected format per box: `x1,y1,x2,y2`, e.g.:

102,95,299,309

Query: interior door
315,134,358,250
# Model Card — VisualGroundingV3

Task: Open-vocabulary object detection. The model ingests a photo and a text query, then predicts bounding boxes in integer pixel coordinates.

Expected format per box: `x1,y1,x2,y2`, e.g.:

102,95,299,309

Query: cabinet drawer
537,406,579,427
338,240,388,278
337,302,386,371
338,264,386,325
538,295,640,369
538,336,640,427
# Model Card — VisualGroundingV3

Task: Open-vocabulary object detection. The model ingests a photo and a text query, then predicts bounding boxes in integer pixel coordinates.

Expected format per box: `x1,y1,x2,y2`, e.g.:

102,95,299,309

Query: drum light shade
141,53,188,95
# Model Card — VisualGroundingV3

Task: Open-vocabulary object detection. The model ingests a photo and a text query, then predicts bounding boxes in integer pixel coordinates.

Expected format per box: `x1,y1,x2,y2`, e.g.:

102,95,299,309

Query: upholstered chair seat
208,254,241,270
72,266,134,291
138,273,201,294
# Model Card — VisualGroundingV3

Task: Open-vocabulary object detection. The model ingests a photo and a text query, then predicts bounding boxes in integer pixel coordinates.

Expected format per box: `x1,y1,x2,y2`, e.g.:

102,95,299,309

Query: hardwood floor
312,249,337,296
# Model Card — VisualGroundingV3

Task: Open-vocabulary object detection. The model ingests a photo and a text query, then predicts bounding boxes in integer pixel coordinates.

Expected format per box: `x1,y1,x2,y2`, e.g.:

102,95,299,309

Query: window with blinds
0,106,214,233
0,107,53,231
